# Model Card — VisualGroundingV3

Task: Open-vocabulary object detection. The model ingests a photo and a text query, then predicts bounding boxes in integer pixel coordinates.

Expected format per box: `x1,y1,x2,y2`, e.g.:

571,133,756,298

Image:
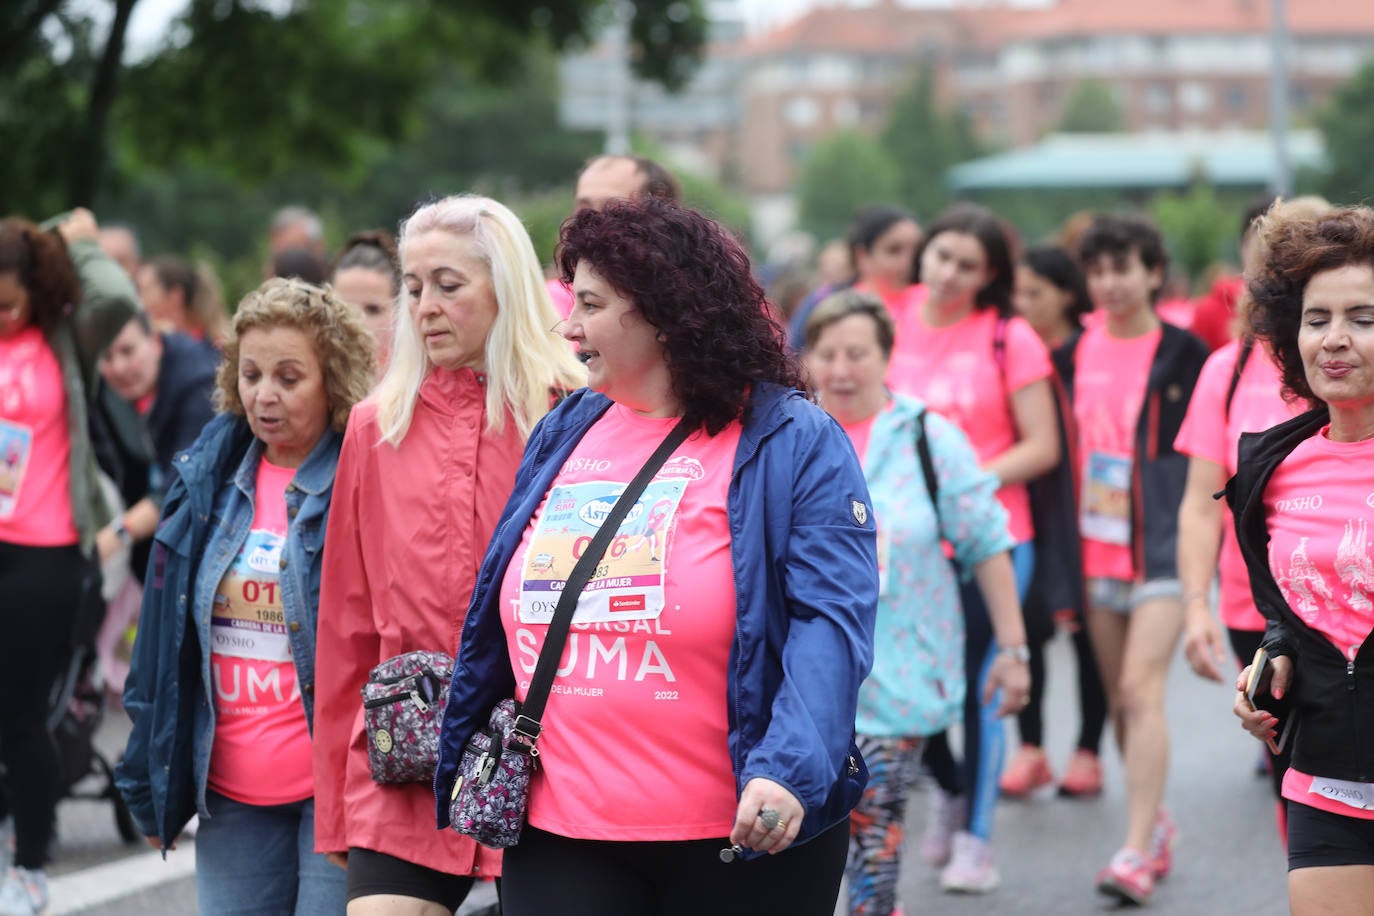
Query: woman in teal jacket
802,290,1029,915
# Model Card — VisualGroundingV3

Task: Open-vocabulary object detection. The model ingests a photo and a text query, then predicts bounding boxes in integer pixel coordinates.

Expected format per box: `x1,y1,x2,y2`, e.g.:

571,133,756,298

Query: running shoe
1148,809,1178,880
0,866,49,916
939,831,1001,893
1057,749,1104,797
919,787,964,867
999,744,1054,798
1096,847,1154,906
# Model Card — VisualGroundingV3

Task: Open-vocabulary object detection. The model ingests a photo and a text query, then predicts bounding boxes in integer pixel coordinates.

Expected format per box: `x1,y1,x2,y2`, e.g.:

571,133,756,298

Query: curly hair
1248,205,1374,404
0,218,81,335
913,203,1016,315
215,278,375,432
556,198,807,435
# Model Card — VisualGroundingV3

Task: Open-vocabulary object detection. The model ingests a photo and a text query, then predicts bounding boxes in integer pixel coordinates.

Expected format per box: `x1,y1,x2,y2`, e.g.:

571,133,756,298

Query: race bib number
0,420,33,519
518,480,687,624
211,530,292,663
1081,451,1132,546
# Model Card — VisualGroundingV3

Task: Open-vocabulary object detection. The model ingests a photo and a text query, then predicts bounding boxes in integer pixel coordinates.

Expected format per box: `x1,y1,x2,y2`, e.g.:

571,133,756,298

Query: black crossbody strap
512,417,694,747
914,408,940,527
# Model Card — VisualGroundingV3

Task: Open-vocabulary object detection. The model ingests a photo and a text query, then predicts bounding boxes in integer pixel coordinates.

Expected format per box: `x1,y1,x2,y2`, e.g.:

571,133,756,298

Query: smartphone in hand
1244,647,1294,756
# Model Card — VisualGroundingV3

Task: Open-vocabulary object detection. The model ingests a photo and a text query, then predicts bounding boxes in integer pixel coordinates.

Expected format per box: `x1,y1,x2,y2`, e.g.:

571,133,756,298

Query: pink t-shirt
886,298,1051,544
208,458,314,805
501,404,742,840
1075,326,1162,581
1174,341,1302,630
1265,430,1374,818
838,412,878,464
547,278,575,320
0,326,77,546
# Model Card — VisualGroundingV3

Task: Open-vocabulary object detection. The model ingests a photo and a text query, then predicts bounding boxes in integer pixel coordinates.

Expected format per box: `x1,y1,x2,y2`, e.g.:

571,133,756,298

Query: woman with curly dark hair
433,198,879,915
1229,205,1374,913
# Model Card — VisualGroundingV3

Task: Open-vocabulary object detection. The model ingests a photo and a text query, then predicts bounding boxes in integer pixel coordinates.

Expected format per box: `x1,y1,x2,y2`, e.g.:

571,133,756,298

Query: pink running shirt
1174,340,1302,630
1265,430,1374,818
0,326,77,546
1074,325,1161,581
547,278,575,320
501,404,743,840
886,299,1051,544
838,412,879,465
208,458,314,805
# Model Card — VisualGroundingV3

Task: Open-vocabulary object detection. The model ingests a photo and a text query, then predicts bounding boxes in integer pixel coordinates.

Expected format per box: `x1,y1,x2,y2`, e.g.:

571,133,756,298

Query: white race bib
517,480,688,625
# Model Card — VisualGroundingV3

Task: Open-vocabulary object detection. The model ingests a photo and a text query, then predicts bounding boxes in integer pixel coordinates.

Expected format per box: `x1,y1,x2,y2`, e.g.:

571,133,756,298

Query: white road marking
50,842,197,915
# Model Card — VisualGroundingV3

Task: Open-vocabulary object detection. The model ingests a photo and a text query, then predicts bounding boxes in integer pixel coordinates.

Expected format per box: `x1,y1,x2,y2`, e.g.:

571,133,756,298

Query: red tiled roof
1003,0,1374,39
739,2,975,57
740,0,1374,58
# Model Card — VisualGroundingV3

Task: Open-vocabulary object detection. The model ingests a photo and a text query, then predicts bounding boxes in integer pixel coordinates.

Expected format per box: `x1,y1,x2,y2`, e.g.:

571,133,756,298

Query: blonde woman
312,195,585,915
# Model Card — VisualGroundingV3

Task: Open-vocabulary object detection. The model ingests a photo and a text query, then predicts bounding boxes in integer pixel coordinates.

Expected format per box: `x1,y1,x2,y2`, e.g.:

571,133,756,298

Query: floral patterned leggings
845,734,925,916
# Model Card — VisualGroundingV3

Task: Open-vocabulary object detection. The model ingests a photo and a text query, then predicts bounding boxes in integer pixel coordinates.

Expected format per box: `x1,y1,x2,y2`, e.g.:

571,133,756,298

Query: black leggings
1016,624,1108,753
501,820,849,916
0,541,83,869
1228,627,1291,802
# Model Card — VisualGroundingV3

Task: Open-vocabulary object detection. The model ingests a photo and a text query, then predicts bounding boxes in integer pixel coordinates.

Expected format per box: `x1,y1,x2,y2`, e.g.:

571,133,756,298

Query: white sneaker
0,866,49,916
919,787,964,867
939,831,1001,894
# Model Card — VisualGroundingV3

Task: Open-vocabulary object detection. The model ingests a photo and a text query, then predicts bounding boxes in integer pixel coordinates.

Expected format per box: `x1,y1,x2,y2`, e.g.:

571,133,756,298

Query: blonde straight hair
374,195,586,445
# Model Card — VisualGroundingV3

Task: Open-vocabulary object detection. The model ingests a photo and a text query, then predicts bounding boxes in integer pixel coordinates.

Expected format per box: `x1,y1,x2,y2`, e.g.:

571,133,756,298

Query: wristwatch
112,519,133,547
998,644,1031,663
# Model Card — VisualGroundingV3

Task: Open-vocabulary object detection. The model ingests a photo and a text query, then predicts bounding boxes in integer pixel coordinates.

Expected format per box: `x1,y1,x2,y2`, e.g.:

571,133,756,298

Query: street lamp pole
1269,0,1293,195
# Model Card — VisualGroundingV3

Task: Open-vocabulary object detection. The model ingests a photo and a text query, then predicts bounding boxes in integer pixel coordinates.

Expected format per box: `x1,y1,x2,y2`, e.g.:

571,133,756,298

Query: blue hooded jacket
433,384,879,852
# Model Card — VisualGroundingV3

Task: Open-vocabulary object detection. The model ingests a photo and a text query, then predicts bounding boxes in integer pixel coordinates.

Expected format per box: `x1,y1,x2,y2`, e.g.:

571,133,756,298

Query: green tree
1058,80,1125,133
1,0,706,214
1149,183,1236,287
797,131,901,242
879,62,981,222
1315,56,1374,205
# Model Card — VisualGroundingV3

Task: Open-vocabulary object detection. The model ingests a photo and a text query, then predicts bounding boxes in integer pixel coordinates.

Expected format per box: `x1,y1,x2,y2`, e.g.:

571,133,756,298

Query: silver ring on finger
758,808,782,832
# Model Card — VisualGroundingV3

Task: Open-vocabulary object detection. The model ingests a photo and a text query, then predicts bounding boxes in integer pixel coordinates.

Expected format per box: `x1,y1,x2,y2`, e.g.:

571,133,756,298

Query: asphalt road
45,632,1288,914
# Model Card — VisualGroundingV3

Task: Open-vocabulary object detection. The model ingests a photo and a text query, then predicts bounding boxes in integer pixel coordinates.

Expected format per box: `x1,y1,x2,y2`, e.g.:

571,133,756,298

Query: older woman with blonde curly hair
117,277,374,916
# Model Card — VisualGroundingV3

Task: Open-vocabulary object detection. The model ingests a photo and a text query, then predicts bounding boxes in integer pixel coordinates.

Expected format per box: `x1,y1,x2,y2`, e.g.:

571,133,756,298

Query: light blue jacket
434,384,879,852
854,395,1012,738
116,413,341,849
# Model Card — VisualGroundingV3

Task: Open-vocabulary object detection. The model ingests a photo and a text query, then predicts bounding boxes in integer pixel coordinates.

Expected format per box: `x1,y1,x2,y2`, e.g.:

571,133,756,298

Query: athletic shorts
1087,577,1182,615
1288,800,1374,870
345,847,480,910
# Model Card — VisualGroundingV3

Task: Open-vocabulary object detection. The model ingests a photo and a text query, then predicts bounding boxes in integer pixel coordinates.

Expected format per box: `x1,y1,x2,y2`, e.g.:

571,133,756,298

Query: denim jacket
115,413,341,849
433,384,878,854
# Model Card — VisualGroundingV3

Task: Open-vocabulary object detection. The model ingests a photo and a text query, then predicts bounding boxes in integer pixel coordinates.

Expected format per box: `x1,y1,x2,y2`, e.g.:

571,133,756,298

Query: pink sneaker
1148,809,1177,880
1057,749,1103,797
1096,847,1154,905
999,744,1054,798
